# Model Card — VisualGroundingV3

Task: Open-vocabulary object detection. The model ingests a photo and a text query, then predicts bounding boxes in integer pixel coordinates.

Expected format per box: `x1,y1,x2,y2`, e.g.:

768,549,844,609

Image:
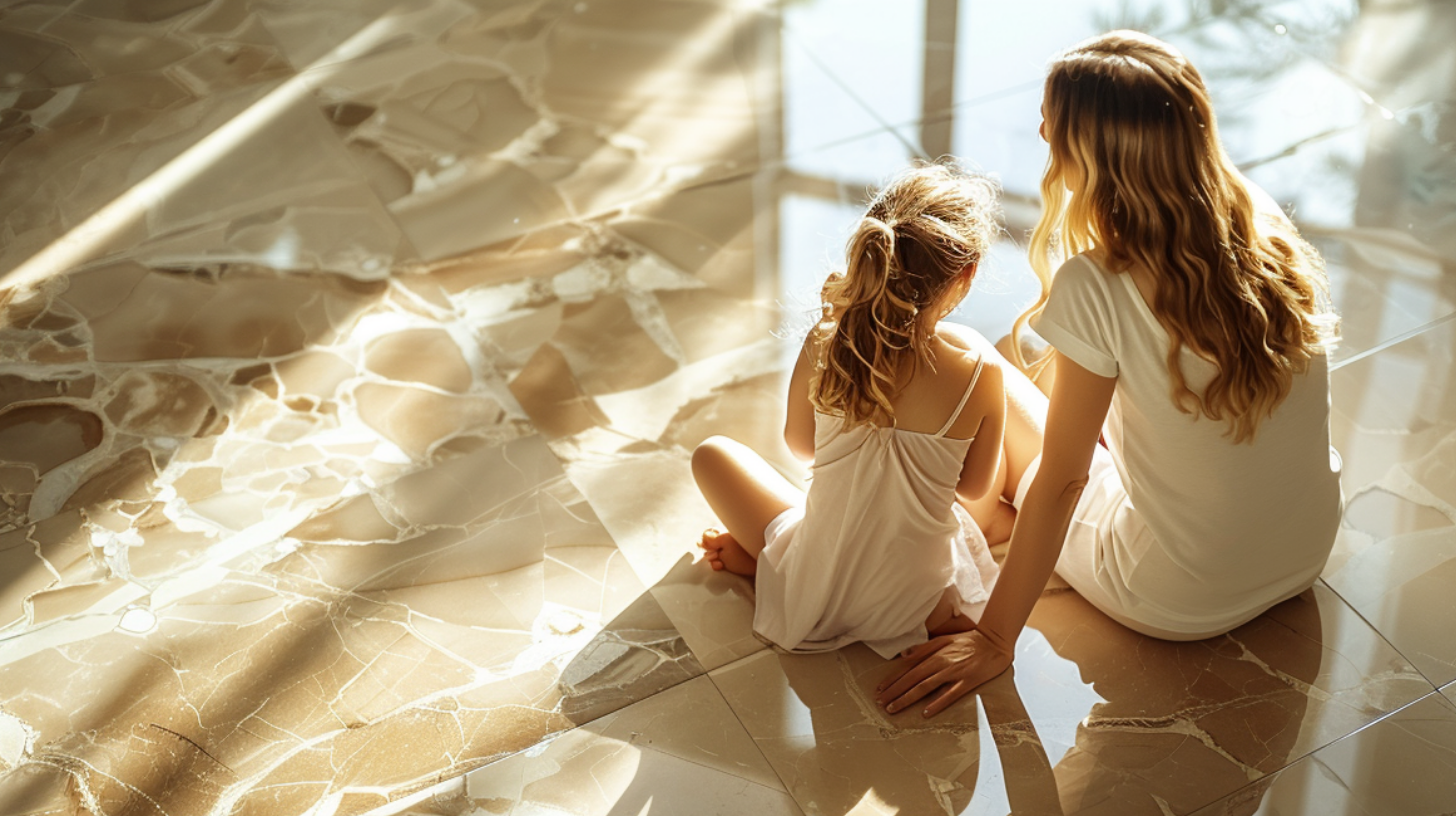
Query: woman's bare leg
939,341,1054,634
691,435,805,576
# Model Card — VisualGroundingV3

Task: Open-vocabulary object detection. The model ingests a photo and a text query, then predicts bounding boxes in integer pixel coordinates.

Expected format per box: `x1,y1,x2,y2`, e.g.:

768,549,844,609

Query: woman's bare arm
876,352,1116,717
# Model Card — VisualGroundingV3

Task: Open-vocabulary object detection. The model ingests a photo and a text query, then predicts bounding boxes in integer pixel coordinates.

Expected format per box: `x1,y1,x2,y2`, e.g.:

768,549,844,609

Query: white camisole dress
752,359,1000,659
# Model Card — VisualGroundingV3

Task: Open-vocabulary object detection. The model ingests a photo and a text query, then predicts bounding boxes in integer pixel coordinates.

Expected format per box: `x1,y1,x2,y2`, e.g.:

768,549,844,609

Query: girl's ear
960,262,978,280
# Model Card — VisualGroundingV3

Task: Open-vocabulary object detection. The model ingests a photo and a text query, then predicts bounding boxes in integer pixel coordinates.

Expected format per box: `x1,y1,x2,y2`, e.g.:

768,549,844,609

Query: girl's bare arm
955,360,1005,501
783,337,818,463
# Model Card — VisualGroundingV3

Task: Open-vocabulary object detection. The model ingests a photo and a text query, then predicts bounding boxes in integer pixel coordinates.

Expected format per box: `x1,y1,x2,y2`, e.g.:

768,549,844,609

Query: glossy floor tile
1325,317,1456,689
1,0,1454,814
388,675,803,815
1187,691,1456,816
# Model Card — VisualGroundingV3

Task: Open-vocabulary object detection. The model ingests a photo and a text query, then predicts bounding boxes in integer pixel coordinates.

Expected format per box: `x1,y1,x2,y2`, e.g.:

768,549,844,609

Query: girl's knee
691,435,735,480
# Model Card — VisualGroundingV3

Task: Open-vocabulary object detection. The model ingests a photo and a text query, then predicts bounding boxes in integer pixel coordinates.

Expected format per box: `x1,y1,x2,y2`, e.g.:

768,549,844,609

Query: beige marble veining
300,0,781,264
0,219,741,809
0,0,296,275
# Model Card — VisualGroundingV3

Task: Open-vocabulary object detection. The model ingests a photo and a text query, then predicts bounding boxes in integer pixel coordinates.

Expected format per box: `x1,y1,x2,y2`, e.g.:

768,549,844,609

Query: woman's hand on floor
875,630,1013,718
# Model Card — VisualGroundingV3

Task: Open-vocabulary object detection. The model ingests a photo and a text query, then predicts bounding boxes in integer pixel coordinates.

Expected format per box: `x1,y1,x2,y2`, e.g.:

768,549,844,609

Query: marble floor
1,0,1454,814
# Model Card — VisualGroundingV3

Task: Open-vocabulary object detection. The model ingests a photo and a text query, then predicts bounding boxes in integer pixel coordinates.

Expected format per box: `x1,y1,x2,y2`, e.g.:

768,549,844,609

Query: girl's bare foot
699,528,757,576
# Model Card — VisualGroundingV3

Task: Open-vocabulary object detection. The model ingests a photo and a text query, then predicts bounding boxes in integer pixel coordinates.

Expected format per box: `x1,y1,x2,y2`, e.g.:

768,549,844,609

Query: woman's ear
961,262,978,281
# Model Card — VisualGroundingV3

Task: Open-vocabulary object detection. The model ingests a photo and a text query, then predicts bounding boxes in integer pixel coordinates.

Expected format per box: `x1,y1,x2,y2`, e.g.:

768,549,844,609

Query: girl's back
691,162,1007,657
755,327,1001,657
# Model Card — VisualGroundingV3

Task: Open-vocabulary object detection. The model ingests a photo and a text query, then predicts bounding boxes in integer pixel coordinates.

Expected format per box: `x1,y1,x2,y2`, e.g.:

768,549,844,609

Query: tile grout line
1314,576,1454,693
1179,576,1445,812
1180,686,1456,816
570,670,806,805
703,649,807,810
1330,311,1456,371
659,670,809,810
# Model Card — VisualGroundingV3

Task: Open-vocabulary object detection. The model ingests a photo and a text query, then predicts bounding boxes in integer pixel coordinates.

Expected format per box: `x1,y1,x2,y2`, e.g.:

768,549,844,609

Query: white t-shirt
1032,253,1343,622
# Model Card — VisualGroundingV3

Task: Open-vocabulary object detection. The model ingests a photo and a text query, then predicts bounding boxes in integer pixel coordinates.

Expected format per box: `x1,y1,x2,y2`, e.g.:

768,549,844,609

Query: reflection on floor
1,0,1454,814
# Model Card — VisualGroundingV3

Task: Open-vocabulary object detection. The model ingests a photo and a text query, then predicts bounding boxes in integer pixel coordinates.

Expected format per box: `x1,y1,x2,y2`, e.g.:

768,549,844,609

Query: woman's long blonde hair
1018,30,1338,442
813,163,1000,425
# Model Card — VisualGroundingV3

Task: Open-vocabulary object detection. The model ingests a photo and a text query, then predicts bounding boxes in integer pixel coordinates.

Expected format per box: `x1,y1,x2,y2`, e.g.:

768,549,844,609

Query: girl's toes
701,547,725,570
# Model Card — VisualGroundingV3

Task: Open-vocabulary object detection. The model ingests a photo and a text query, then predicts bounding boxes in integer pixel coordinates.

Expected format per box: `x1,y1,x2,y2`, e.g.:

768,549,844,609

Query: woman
877,30,1343,718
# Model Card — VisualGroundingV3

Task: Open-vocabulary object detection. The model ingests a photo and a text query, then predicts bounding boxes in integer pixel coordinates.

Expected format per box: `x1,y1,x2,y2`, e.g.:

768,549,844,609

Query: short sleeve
1029,254,1120,377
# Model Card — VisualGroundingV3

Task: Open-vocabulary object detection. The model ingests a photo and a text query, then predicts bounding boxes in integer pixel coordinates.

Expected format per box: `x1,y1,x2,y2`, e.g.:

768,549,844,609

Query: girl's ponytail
812,164,1000,425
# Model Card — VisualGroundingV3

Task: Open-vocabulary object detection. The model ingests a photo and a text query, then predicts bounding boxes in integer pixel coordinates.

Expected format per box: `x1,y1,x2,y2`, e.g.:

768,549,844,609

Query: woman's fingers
901,636,952,662
873,631,1015,718
876,653,951,708
874,635,964,701
875,662,914,695
875,644,931,693
923,679,973,718
885,672,951,714
875,637,951,692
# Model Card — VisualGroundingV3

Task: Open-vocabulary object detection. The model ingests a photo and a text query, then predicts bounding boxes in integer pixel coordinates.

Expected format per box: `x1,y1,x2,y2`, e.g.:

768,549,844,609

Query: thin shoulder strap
935,356,985,438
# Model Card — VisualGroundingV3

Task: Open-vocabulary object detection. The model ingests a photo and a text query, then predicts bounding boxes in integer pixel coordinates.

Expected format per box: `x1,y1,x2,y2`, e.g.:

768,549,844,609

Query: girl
692,163,1008,658
878,30,1344,717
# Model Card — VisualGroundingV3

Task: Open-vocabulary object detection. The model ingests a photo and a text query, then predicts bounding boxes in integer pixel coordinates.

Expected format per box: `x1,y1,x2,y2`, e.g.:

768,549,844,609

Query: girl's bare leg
925,588,980,636
955,339,1051,544
992,337,1052,505
959,458,1016,545
995,335,1058,398
691,435,805,576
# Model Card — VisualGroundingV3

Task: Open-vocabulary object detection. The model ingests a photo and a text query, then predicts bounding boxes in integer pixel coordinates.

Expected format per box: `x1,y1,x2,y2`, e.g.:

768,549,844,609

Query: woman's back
1035,252,1342,625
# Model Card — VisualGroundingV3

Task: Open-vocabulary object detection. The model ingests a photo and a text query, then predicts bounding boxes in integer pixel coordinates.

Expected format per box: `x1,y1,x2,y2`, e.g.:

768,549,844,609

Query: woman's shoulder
1058,249,1117,284
1045,250,1126,312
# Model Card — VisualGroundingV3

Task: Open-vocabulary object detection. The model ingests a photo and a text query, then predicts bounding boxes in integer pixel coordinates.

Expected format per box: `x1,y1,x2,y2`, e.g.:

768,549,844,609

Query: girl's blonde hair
1018,30,1338,443
813,163,1000,425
